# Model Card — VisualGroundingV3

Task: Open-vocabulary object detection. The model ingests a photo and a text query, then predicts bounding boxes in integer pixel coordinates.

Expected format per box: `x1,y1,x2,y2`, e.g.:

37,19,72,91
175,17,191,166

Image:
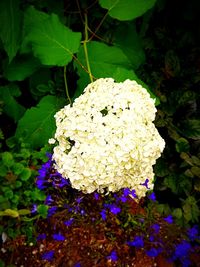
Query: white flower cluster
51,78,165,198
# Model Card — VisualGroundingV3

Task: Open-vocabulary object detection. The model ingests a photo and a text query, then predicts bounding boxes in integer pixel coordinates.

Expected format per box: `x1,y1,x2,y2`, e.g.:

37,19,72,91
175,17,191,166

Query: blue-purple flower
53,233,65,241
127,236,144,248
37,233,46,241
187,225,199,241
164,215,173,224
100,209,107,220
148,192,156,202
107,250,118,261
64,218,74,227
146,248,162,257
151,223,160,234
140,178,150,189
42,250,54,261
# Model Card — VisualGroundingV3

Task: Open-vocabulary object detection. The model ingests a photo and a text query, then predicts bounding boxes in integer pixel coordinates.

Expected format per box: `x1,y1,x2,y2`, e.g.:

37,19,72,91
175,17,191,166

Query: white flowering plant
50,78,165,198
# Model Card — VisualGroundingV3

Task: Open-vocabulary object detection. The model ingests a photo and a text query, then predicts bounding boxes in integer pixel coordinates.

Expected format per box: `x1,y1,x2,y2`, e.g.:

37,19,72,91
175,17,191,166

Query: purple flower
149,235,154,242
76,197,83,204
74,263,81,267
53,233,65,241
80,209,86,216
151,223,160,234
36,178,47,190
45,195,54,205
31,204,37,214
107,251,118,261
64,218,74,227
119,195,128,203
94,192,99,200
146,248,162,257
109,204,121,215
42,250,54,261
174,241,191,258
164,215,173,224
47,206,57,217
123,188,131,196
172,240,191,266
148,192,156,202
127,236,144,248
37,233,46,241
100,209,107,220
140,178,150,189
187,225,199,241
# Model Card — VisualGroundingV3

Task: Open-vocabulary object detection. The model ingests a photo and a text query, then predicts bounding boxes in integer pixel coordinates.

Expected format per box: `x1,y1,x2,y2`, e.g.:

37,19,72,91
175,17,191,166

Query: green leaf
37,204,48,218
75,41,159,104
19,168,32,181
15,95,66,149
0,84,26,122
99,0,157,21
30,188,46,201
2,152,14,168
172,208,183,219
114,22,145,69
0,0,22,62
75,41,132,93
22,6,81,66
0,209,19,218
4,55,41,81
180,119,200,140
175,137,190,153
182,196,200,223
12,163,24,175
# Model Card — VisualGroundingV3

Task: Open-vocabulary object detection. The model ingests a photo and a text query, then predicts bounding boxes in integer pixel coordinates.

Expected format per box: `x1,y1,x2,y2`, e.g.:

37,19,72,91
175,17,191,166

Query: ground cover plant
0,0,200,266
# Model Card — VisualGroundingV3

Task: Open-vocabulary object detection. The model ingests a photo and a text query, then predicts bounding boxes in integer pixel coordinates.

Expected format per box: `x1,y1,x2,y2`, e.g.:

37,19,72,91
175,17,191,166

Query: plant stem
64,66,72,106
83,13,93,83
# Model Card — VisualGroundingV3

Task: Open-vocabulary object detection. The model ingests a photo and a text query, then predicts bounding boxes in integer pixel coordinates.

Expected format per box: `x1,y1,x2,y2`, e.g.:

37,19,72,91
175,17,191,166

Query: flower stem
64,66,72,106
83,13,93,83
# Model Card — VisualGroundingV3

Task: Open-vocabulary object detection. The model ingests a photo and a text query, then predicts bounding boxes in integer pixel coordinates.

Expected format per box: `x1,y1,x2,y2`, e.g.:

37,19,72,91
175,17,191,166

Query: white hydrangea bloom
51,78,165,198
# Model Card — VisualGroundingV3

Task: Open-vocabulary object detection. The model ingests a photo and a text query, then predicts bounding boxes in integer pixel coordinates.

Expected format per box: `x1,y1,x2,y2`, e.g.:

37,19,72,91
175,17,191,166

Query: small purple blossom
47,206,58,217
140,178,150,189
45,195,54,205
164,215,173,224
74,263,81,267
53,233,65,241
109,204,121,215
64,218,74,227
31,204,37,214
107,251,118,261
100,209,107,220
151,223,160,234
187,225,199,241
127,236,144,248
172,240,191,267
148,192,156,202
174,241,191,258
42,250,54,261
94,192,99,200
37,233,46,241
146,248,162,257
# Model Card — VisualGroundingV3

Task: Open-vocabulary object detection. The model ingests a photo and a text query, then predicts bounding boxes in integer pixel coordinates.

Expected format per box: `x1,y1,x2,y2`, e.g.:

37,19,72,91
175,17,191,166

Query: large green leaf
76,41,132,89
15,95,66,149
99,0,157,21
0,84,26,122
4,55,41,81
22,6,81,66
114,22,145,69
180,119,200,140
75,41,159,104
0,0,22,62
